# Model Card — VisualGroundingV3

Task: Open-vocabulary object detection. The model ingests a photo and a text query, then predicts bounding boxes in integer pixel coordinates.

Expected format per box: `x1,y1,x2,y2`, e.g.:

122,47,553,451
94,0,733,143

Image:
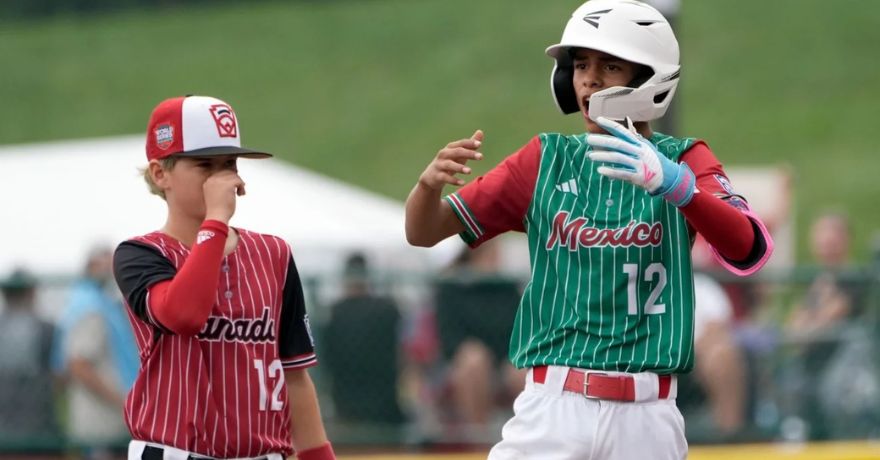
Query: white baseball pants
488,366,687,460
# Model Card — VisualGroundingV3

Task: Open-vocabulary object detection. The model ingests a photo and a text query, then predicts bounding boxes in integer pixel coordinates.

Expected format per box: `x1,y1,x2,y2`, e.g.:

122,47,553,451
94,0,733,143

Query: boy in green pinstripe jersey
405,1,773,458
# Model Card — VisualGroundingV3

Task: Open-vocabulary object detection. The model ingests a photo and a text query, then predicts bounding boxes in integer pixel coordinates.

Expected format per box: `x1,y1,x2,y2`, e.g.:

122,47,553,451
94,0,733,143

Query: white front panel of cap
181,96,242,152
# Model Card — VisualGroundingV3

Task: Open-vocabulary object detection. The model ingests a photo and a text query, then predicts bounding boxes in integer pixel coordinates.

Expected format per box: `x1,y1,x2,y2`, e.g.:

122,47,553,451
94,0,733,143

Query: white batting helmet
545,0,680,122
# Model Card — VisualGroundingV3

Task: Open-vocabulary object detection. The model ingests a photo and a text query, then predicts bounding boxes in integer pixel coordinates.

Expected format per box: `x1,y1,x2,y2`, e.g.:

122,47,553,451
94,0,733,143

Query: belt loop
141,446,164,460
666,375,678,399
632,372,659,402
542,366,569,396
129,440,148,460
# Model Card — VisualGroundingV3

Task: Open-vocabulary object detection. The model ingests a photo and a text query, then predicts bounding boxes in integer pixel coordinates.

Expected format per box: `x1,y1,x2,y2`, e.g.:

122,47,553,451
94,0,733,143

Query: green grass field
2,0,878,261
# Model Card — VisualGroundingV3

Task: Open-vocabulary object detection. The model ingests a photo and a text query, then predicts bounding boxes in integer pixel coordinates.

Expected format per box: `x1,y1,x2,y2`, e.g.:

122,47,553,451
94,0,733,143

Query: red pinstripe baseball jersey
113,228,316,458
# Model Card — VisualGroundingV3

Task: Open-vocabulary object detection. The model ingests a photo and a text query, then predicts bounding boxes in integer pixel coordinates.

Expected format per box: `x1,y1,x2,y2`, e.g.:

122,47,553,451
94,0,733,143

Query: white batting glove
587,117,696,207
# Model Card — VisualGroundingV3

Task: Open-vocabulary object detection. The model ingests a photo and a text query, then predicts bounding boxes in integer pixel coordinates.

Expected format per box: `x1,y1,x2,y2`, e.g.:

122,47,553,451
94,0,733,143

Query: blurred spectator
0,268,60,446
53,247,138,459
678,272,748,442
786,211,861,336
323,252,405,425
779,211,869,439
433,240,526,437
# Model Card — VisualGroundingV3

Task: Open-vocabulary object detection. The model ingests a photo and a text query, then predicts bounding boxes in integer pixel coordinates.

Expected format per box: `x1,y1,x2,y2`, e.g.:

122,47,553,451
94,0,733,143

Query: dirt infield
4,441,879,460
341,441,880,460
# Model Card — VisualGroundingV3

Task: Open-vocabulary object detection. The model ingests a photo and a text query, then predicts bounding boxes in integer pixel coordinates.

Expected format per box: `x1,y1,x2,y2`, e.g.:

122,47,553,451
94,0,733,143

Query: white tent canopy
0,135,464,277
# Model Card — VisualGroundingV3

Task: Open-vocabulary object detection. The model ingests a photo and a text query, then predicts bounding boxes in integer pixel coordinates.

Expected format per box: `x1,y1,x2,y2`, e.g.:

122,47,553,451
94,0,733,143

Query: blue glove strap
652,157,696,207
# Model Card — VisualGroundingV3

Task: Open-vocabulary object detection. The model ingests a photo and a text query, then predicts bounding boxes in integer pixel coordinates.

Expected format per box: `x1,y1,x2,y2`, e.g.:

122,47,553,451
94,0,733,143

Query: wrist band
200,219,229,238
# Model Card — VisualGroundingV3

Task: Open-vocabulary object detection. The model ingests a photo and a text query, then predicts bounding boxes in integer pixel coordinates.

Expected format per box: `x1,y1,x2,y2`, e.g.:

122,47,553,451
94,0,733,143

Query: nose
583,66,602,88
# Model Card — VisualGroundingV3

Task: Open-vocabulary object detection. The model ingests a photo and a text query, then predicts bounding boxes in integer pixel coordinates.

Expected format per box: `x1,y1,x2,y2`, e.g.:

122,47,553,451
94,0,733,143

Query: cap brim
175,146,273,159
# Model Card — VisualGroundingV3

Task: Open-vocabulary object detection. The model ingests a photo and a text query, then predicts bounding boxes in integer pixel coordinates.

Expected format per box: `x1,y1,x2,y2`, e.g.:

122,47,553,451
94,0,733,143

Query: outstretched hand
586,117,696,207
418,130,484,191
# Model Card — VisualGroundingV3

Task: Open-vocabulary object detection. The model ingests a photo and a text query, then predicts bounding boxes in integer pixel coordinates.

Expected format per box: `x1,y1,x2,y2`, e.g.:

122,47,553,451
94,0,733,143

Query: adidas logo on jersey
555,179,579,196
546,211,663,251
196,230,215,245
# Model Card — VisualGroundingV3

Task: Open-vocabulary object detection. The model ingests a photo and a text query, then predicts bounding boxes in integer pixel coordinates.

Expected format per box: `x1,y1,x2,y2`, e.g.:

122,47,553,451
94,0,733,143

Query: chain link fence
1,264,878,455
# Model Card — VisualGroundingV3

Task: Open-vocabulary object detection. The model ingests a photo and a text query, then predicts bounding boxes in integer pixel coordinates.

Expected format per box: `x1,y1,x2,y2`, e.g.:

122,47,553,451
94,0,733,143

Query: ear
148,160,171,190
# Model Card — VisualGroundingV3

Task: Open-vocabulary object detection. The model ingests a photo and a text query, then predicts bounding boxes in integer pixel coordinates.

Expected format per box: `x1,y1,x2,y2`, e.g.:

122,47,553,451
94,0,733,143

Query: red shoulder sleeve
444,136,541,247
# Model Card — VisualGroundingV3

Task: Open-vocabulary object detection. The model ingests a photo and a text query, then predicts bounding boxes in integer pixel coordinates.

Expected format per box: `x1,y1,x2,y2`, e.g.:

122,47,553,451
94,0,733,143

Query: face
87,250,114,284
151,155,239,220
810,215,850,266
571,48,640,133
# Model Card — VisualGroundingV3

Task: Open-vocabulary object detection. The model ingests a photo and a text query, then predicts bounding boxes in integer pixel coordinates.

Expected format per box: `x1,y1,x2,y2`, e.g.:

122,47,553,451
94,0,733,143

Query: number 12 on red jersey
254,359,284,411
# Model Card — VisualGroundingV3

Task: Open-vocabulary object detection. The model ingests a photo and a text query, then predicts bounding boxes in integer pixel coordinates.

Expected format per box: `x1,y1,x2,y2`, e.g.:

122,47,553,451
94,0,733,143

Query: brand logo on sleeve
546,211,663,250
196,230,215,245
303,314,315,347
714,174,736,195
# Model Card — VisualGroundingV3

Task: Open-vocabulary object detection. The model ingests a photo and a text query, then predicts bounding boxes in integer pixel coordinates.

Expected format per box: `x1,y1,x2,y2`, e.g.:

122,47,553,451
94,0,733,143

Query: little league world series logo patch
155,124,174,150
209,104,238,138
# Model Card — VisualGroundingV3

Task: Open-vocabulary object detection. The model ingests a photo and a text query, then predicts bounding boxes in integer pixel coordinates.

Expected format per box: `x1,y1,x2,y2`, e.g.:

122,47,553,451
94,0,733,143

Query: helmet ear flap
551,63,580,115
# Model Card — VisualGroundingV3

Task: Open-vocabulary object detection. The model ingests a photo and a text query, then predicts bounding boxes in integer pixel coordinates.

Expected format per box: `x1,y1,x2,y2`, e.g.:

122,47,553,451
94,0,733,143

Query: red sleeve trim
451,136,542,246
282,352,318,369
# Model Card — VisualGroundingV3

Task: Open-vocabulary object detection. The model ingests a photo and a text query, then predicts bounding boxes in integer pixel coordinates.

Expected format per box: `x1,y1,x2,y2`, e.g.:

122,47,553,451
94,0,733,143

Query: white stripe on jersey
563,136,588,365
234,246,253,454
590,145,610,366
529,134,561,362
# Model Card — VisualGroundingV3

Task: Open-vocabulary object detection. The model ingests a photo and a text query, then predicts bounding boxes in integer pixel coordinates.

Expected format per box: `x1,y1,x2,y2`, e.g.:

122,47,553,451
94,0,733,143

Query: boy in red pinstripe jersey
113,95,335,460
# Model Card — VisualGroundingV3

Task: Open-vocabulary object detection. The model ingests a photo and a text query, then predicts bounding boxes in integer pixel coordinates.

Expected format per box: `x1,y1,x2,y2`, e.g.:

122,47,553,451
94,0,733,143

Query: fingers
433,159,473,186
440,146,484,165
597,165,636,182
446,135,483,151
588,150,639,170
205,170,245,195
437,172,466,187
438,159,472,175
203,170,243,223
587,134,640,157
595,117,639,144
471,129,484,143
420,131,485,189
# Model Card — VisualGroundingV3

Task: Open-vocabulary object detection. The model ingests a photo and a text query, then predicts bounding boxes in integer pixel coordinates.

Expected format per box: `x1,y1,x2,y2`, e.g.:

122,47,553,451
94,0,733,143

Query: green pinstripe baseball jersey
445,132,699,374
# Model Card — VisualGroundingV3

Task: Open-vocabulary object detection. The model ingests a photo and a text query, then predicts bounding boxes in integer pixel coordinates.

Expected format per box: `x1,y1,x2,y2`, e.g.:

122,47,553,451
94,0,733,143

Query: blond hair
140,157,178,200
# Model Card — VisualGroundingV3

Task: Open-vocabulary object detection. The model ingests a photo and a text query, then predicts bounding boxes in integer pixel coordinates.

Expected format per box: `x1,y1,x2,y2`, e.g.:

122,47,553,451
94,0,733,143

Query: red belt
532,366,672,401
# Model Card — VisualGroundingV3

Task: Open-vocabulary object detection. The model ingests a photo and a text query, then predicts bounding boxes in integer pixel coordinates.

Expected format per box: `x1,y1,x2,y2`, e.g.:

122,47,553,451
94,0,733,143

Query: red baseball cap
145,95,272,161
